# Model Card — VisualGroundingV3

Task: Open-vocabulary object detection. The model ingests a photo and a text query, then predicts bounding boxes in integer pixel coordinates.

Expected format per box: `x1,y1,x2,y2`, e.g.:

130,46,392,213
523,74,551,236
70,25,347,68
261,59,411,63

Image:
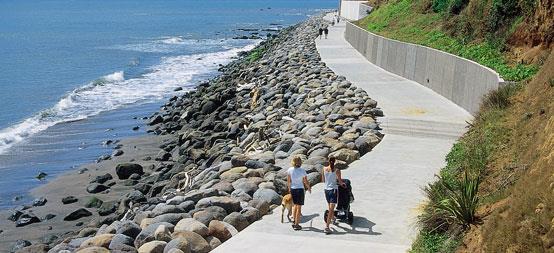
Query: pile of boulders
15,15,382,253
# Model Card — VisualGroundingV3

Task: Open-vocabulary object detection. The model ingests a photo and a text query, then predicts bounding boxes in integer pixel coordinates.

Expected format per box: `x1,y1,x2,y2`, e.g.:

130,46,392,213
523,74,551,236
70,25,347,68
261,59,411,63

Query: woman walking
287,155,311,230
321,156,345,234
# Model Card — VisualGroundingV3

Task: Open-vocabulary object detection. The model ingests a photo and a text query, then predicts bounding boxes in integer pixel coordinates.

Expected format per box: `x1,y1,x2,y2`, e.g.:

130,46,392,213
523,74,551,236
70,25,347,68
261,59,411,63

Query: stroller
323,179,355,225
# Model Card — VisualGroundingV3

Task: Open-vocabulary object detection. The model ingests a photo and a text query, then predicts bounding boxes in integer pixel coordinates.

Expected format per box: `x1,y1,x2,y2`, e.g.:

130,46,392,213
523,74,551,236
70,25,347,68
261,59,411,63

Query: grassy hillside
356,0,553,252
356,0,548,81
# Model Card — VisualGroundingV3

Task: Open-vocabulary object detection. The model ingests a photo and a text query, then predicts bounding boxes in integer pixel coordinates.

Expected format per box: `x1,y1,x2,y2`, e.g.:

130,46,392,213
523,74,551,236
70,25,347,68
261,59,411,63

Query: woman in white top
321,156,345,234
287,155,311,231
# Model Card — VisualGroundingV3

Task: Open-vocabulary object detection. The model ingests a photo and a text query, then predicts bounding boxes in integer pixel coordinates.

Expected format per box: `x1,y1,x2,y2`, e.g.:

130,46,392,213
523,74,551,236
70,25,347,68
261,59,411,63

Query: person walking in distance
321,157,346,234
287,155,312,230
324,26,329,39
318,26,323,39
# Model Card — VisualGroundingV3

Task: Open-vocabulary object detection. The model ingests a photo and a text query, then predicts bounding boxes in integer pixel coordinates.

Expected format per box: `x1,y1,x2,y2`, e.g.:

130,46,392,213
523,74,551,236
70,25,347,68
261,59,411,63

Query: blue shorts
325,189,338,204
291,188,305,205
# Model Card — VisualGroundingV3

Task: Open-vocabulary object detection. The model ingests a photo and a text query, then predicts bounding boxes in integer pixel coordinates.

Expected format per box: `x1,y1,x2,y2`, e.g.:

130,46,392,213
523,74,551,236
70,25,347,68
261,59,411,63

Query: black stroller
323,179,355,225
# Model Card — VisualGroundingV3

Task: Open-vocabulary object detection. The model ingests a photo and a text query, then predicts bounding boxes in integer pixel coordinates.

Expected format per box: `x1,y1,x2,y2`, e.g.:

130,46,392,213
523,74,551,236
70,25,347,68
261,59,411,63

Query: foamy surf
0,43,257,155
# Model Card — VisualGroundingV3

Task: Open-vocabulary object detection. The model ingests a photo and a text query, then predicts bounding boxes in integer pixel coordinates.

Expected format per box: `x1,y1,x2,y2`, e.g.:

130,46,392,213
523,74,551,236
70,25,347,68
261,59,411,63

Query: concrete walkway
213,14,472,253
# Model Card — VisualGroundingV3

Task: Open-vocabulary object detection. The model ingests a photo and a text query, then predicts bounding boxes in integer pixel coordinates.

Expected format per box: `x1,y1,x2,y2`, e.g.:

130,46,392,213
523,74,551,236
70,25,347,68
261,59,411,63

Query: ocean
0,0,335,209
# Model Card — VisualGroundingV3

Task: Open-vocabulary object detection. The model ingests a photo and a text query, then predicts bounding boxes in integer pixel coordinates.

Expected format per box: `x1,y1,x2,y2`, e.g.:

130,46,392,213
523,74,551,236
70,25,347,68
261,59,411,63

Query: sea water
0,0,335,209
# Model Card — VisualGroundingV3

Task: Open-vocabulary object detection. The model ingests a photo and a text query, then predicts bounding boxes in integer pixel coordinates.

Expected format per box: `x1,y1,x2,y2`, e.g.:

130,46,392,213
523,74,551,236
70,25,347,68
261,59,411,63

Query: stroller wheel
323,210,329,222
347,212,354,225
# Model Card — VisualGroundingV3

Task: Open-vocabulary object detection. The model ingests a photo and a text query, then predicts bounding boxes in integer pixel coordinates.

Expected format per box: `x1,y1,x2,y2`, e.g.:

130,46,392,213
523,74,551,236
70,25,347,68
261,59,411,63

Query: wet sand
0,134,173,251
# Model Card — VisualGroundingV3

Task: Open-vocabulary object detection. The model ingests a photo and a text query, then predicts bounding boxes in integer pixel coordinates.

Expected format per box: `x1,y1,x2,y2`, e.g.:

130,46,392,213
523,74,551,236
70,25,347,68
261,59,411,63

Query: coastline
1,14,384,253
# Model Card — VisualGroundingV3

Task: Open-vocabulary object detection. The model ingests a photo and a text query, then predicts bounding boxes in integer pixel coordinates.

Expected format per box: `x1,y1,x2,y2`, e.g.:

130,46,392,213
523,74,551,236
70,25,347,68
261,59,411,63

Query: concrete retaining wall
344,22,503,114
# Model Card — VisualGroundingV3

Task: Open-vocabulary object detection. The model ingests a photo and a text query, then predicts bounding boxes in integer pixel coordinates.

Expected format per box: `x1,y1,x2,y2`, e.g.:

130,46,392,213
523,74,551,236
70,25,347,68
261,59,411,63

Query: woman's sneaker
293,224,302,230
324,228,332,234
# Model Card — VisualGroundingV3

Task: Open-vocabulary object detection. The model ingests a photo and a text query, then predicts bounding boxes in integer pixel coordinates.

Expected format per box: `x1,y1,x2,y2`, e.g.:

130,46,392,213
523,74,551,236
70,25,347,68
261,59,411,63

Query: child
287,155,311,230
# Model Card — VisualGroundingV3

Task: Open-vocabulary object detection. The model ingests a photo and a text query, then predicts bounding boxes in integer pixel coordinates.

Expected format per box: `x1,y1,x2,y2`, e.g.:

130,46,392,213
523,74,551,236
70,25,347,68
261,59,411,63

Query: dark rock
252,188,281,205
116,163,144,180
44,213,56,220
98,201,118,216
91,173,113,184
42,234,59,244
8,210,23,221
195,196,241,214
86,183,109,194
149,115,164,126
32,197,47,207
116,221,142,239
15,212,41,227
64,208,92,221
127,190,147,203
11,240,31,252
109,234,135,249
35,172,48,181
84,196,104,208
62,196,78,204
192,206,227,225
113,149,124,156
223,212,250,231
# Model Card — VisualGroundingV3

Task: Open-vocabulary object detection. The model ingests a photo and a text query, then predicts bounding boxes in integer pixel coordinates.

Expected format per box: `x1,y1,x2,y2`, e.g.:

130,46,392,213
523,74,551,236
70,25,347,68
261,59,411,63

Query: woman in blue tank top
321,156,345,234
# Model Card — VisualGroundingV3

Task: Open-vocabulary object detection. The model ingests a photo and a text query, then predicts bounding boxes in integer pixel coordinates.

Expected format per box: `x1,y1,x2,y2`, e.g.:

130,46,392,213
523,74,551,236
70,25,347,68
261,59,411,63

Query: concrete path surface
213,14,472,253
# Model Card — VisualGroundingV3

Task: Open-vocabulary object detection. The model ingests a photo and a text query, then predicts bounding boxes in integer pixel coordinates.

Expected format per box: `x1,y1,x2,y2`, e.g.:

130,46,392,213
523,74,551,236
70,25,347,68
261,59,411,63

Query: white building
339,0,373,21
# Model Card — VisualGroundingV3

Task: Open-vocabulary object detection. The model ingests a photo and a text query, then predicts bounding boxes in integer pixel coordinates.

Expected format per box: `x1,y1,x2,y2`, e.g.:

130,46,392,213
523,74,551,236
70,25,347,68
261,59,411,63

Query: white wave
105,38,235,53
161,36,186,45
103,71,125,82
0,43,258,154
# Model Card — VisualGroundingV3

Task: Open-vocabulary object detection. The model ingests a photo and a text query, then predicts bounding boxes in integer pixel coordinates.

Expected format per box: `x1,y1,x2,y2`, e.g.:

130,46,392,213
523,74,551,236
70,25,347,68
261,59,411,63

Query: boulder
86,183,109,194
98,202,118,216
15,213,41,227
205,236,221,250
32,197,47,207
109,234,135,249
240,207,262,223
62,196,78,204
248,199,270,215
231,180,258,196
211,181,234,193
84,196,104,208
163,238,191,253
329,149,360,164
150,213,188,225
15,244,49,253
192,206,227,226
80,234,115,248
252,188,281,205
171,231,210,253
208,220,237,242
354,134,380,155
134,222,175,248
138,241,167,253
223,212,249,231
64,208,92,221
76,247,110,253
116,221,142,239
195,196,240,213
154,225,172,242
116,163,144,180
11,240,31,252
174,218,209,237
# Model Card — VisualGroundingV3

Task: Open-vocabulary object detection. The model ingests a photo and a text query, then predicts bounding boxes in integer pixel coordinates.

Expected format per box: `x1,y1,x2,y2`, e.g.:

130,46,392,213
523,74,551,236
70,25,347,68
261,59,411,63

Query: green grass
357,0,538,81
411,231,461,253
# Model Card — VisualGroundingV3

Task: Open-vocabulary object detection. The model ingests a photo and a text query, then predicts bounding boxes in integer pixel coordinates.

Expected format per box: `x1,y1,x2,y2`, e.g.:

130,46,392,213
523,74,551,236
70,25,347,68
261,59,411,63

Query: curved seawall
345,21,504,114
